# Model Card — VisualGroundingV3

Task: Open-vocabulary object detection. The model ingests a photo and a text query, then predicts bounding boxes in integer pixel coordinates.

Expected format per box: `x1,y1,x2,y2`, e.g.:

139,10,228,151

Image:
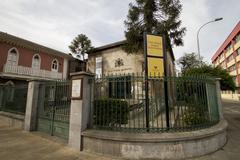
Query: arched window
5,81,14,86
5,81,14,101
7,48,19,65
32,54,41,70
51,59,58,72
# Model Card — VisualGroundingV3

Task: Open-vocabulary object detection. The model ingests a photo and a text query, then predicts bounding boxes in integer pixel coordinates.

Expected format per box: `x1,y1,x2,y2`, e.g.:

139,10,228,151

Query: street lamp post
197,18,223,59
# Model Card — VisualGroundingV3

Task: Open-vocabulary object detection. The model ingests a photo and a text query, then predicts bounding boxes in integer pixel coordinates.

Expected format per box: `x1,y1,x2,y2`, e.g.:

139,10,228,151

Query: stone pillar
68,72,94,151
216,78,223,120
24,81,39,131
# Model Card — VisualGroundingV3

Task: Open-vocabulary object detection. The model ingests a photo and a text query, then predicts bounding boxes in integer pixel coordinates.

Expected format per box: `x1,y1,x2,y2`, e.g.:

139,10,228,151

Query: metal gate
37,81,71,139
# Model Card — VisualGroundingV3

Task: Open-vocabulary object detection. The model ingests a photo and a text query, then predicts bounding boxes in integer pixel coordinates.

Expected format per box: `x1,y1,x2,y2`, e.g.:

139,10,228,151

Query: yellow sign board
147,35,163,57
147,57,164,76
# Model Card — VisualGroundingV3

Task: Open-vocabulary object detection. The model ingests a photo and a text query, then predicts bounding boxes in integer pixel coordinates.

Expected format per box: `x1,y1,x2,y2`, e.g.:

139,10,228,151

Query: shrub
183,107,208,126
183,65,236,91
93,98,129,126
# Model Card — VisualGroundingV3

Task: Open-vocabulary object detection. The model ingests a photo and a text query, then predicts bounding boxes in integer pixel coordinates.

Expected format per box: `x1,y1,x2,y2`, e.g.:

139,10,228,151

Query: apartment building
212,21,240,93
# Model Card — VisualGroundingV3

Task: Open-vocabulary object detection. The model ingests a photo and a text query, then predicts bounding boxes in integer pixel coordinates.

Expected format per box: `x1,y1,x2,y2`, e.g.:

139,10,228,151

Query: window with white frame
7,48,18,65
51,59,58,72
32,54,41,70
95,57,102,77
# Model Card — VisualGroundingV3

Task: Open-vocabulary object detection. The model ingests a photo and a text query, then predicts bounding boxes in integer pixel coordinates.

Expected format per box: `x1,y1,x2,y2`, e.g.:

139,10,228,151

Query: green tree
184,65,236,91
69,34,93,61
123,0,186,53
177,52,205,73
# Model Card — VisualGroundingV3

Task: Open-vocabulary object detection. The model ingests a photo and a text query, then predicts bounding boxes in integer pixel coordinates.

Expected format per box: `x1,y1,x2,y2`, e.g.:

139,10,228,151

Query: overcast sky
0,0,239,63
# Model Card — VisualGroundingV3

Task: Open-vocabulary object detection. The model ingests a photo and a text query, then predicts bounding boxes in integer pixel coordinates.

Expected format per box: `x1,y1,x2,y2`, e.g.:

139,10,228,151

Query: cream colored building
87,41,175,76
87,40,176,105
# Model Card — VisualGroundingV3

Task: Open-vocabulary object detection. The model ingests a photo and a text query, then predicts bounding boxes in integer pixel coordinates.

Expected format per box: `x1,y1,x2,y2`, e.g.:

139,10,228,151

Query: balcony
225,48,234,58
227,59,236,68
2,64,63,80
219,56,225,64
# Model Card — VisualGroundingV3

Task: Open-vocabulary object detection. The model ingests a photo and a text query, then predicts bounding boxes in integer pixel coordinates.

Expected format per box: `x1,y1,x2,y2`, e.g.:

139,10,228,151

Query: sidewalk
0,100,239,160
0,125,118,160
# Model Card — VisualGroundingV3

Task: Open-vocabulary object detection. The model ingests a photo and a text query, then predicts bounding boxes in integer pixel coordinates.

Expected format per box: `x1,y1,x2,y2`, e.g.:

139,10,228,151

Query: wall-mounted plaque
71,79,82,99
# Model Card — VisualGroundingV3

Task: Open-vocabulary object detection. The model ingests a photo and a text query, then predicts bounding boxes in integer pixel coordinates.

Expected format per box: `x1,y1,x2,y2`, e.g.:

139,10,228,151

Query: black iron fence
91,74,220,132
0,84,28,115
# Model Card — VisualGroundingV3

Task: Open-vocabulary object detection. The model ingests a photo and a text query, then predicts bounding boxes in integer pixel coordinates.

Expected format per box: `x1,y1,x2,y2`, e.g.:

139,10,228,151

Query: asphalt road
190,100,240,160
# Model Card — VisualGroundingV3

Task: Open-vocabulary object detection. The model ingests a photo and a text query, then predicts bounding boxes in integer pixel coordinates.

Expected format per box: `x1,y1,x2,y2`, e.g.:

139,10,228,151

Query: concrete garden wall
82,119,227,160
0,111,24,129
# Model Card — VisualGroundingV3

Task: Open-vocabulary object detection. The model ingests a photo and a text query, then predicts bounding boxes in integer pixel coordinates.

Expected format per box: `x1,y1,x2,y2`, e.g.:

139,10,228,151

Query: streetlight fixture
197,17,223,59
